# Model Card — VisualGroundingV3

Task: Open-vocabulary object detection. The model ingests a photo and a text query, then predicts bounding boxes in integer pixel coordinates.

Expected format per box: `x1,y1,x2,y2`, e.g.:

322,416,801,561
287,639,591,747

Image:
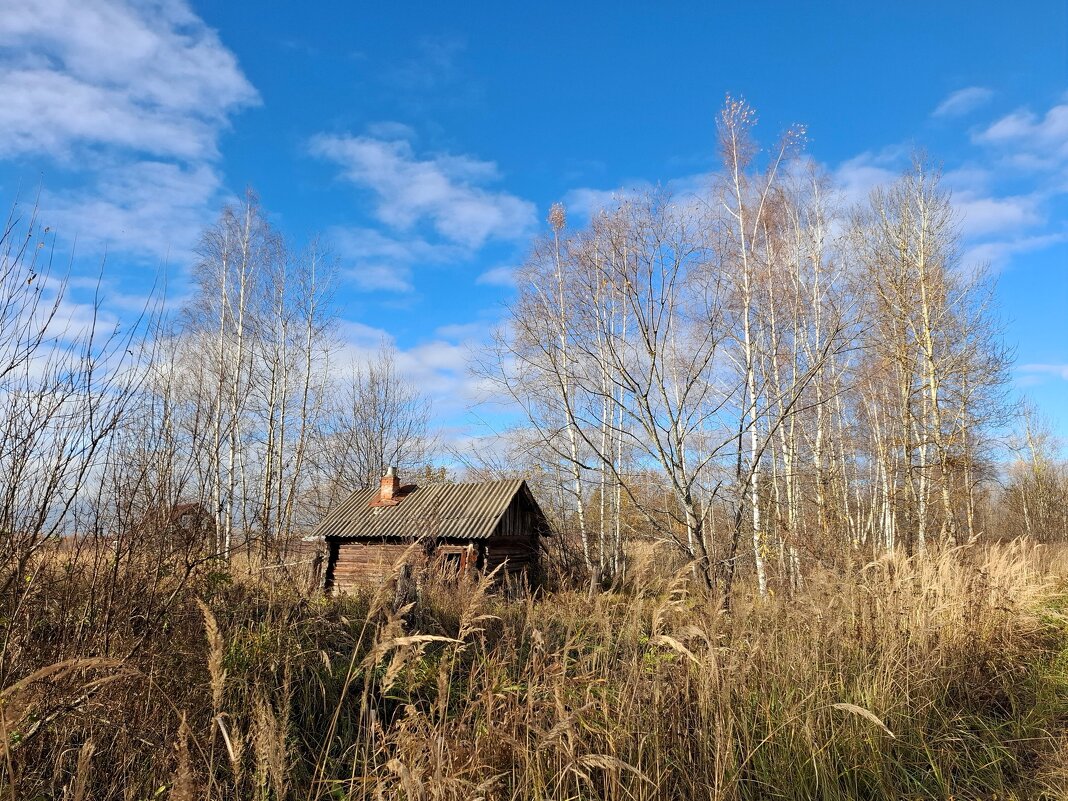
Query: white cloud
334,318,488,419
820,107,1068,275
0,0,256,263
310,132,536,249
329,226,459,265
563,187,633,221
435,322,486,341
977,104,1068,149
561,183,658,225
974,103,1068,171
343,263,413,293
0,0,257,161
833,153,898,206
404,340,469,374
962,233,1067,271
313,129,539,297
1018,364,1068,384
328,226,462,294
940,99,1068,272
364,121,418,141
933,86,993,118
475,265,516,287
943,164,992,194
41,160,223,261
0,69,219,161
954,191,1043,239
386,35,466,94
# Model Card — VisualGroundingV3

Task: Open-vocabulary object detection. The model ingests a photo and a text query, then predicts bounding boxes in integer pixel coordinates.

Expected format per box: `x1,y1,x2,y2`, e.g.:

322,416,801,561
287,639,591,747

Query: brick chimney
377,466,400,506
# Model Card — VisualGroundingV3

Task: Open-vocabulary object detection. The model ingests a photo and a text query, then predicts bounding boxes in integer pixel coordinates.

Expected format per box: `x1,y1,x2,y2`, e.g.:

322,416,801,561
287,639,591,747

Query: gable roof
314,479,544,541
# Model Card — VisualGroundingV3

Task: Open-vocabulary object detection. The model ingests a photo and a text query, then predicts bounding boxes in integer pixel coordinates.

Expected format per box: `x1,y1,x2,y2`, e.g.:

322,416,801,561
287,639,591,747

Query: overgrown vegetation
5,541,1068,799
3,97,1068,798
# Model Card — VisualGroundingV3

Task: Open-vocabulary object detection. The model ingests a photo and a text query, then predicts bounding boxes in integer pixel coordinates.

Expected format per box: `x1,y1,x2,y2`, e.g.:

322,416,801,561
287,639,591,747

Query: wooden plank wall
482,538,535,576
327,541,414,594
483,497,539,579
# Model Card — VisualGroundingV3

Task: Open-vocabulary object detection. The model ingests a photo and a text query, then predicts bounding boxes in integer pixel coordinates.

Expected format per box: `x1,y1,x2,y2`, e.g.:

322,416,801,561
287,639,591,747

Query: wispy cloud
311,132,536,250
974,102,1068,172
945,99,1068,269
563,96,1068,283
435,321,486,341
344,264,414,293
0,0,256,260
953,191,1044,238
334,318,487,418
0,0,256,161
824,99,1068,273
962,232,1067,271
933,86,993,118
832,152,899,205
312,128,537,296
327,226,463,294
42,161,224,262
562,173,713,227
1017,364,1068,387
386,35,466,93
977,103,1068,149
475,265,517,287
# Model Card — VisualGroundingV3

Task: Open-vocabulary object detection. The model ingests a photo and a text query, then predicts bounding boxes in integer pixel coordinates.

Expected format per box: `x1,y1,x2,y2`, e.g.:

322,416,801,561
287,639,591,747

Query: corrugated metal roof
313,479,530,541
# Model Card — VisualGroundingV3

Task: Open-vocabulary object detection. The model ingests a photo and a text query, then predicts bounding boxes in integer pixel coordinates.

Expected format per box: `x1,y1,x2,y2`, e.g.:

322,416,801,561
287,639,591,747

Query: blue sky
0,1,1066,444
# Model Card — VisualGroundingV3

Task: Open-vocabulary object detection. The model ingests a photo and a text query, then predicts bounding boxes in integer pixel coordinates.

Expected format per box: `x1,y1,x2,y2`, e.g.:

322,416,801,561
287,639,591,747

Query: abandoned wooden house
315,468,550,594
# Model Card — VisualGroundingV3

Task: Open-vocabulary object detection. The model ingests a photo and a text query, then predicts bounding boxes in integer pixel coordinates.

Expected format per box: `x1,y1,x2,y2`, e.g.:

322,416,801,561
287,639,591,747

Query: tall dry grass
3,540,1068,799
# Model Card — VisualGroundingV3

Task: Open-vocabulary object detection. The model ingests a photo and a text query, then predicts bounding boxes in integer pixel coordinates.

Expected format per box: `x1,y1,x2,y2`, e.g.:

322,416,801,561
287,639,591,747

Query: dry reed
3,540,1067,800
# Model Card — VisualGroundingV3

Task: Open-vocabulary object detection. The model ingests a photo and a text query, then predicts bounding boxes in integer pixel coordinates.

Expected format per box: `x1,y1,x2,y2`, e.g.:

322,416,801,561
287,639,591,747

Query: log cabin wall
325,541,413,594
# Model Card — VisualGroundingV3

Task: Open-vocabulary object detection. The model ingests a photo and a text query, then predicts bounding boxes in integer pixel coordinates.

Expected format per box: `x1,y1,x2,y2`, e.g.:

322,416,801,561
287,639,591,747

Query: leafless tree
305,345,434,517
851,160,1012,551
0,200,148,677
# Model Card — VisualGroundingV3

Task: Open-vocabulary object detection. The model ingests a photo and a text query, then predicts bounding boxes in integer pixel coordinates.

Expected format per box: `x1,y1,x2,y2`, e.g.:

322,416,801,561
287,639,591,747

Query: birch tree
852,161,1010,551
